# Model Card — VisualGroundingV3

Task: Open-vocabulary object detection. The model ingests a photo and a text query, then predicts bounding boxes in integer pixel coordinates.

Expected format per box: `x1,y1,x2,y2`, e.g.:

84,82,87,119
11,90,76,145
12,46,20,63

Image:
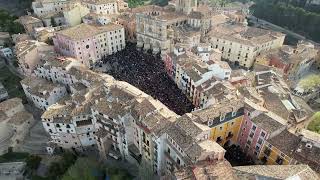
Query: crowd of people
96,43,194,115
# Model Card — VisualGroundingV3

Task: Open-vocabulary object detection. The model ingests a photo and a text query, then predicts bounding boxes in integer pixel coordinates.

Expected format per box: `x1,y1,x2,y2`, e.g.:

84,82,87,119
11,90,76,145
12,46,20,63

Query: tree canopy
298,74,320,90
62,157,103,180
251,0,320,42
0,9,24,34
308,112,320,134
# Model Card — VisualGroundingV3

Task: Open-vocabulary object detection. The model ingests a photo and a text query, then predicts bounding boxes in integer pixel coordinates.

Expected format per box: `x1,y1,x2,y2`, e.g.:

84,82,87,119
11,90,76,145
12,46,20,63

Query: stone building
14,40,54,76
21,77,67,110
17,16,44,37
32,56,228,176
255,41,318,82
32,0,72,18
136,9,188,54
205,24,285,69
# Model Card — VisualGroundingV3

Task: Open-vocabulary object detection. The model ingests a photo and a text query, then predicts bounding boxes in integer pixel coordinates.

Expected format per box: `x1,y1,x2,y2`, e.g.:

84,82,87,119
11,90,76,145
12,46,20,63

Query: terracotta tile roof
268,130,301,155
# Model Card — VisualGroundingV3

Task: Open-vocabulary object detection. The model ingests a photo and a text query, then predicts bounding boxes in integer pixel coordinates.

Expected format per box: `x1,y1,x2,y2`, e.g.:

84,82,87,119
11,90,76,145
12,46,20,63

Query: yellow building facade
259,141,292,165
210,115,243,146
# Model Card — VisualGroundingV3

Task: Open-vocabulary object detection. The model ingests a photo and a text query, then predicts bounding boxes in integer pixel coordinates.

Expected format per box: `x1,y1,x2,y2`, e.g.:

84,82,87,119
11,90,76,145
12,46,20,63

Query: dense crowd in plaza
98,43,194,115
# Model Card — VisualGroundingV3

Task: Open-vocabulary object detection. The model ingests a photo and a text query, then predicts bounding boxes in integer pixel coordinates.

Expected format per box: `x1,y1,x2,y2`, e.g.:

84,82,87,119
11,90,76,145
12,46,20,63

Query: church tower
176,0,198,14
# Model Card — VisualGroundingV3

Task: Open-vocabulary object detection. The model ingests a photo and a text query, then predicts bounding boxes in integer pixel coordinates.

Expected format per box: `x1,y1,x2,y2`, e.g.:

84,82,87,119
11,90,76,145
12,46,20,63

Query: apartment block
14,40,54,76
206,24,285,68
41,90,96,150
53,23,125,67
192,98,244,147
21,77,67,110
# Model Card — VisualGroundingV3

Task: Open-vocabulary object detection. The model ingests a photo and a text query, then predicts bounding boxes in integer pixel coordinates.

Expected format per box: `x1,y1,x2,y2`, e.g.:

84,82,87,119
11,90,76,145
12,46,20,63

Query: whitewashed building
20,77,67,110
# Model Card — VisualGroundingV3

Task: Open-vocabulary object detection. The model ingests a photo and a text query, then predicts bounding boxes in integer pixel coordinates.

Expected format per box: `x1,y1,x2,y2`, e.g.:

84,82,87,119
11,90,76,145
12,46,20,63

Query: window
257,138,263,145
86,45,89,49
247,139,251,145
249,132,254,138
261,132,266,137
252,125,256,131
216,136,222,143
176,158,180,165
167,147,170,155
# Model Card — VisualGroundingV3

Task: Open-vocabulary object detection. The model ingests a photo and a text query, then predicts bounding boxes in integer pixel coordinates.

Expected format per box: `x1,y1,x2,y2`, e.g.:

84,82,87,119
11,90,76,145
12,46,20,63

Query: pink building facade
54,34,99,67
53,24,125,68
238,109,266,158
237,105,286,159
163,53,175,79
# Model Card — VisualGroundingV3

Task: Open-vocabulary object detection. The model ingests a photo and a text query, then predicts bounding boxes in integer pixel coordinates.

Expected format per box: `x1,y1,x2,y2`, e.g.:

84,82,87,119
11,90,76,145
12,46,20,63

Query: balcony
216,137,223,144
276,157,283,165
264,148,271,156
226,132,234,140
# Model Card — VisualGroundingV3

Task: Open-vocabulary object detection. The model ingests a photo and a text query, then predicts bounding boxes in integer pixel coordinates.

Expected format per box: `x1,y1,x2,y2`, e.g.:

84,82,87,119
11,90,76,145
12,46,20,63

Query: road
248,15,319,46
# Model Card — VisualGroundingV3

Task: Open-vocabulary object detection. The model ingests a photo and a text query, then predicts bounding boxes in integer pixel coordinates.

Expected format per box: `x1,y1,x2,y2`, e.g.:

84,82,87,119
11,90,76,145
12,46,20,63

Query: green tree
62,157,102,180
0,9,24,34
251,0,320,42
298,74,320,90
26,155,42,170
106,167,133,180
308,112,320,133
138,158,153,180
48,162,63,179
47,151,77,180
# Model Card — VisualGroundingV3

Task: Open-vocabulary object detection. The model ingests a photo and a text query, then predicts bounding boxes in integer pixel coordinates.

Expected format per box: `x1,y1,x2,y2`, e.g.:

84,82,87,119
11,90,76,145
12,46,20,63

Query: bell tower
176,0,198,14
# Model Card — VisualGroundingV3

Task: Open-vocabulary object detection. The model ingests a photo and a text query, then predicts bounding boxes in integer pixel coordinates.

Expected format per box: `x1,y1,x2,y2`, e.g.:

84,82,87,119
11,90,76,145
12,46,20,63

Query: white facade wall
96,27,125,56
84,2,118,15
42,115,96,149
35,65,78,85
32,0,69,17
208,64,231,80
21,84,67,110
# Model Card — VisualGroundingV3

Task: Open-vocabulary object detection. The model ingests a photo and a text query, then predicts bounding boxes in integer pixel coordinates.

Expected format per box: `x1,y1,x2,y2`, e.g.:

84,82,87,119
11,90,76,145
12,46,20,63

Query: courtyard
95,43,194,115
